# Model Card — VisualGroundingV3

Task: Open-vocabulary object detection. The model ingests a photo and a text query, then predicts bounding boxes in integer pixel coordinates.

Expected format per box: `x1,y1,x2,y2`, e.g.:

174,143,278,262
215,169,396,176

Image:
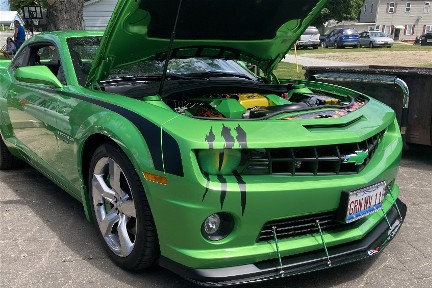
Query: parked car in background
322,28,360,48
359,31,394,48
420,32,432,46
296,26,320,49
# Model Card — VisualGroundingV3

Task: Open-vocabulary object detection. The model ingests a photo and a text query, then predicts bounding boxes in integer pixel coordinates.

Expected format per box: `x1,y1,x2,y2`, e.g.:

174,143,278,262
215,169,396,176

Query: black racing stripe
162,130,183,177
217,175,227,209
233,171,246,216
40,88,183,176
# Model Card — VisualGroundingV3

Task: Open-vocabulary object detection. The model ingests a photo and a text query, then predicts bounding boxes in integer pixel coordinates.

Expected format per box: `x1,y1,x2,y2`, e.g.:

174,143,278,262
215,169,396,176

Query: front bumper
160,198,406,286
340,41,359,47
297,40,320,47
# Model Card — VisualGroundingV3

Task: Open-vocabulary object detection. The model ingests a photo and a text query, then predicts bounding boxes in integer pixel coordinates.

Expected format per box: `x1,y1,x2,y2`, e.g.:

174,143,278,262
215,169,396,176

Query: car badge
343,149,369,165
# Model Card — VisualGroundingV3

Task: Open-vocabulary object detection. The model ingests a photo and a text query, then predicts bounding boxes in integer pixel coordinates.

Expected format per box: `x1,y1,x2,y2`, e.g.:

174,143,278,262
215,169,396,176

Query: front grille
244,131,384,176
257,211,356,242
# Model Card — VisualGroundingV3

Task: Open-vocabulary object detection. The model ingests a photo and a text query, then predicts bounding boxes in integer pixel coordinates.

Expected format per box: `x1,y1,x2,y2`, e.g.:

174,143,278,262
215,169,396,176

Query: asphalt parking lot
1,144,431,288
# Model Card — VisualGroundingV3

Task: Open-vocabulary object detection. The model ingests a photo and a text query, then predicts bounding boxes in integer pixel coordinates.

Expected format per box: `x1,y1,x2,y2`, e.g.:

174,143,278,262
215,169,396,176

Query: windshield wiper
187,71,254,80
105,74,193,83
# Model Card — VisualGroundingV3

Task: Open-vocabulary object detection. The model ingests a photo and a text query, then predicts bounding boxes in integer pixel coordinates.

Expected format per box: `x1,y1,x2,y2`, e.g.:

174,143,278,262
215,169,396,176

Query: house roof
0,11,24,25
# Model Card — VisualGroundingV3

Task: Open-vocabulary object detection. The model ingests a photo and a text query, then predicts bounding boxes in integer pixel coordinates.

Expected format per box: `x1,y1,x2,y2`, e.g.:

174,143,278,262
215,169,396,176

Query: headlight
201,213,234,241
197,149,242,175
196,148,270,175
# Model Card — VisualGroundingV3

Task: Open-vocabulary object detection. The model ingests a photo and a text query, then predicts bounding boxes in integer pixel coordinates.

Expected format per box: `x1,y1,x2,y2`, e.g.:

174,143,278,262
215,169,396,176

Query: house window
425,2,431,13
405,24,414,35
426,25,432,32
405,2,411,12
364,4,367,13
371,4,374,13
384,26,391,35
388,2,396,13
368,26,375,31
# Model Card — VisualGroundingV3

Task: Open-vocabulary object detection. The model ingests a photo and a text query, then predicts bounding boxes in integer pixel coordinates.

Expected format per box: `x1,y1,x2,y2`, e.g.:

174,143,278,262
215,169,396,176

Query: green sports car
0,0,406,285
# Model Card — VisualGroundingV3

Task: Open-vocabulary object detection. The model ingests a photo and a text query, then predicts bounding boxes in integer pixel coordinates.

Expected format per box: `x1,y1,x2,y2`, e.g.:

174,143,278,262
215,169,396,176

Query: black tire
369,42,374,48
334,42,339,49
0,135,22,170
88,143,159,270
313,45,319,49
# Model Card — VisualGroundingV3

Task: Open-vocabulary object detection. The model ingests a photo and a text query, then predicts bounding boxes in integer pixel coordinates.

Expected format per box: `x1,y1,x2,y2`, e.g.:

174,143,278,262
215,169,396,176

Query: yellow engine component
315,95,340,105
238,93,270,109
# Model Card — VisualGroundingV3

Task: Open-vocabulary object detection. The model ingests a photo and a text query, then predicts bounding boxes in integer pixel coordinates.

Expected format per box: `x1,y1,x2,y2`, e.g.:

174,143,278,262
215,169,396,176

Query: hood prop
159,0,183,97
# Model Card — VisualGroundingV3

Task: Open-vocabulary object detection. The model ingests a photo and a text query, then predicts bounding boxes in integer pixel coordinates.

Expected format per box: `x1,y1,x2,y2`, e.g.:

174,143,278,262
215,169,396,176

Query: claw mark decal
202,172,211,201
205,127,216,149
218,150,225,172
221,124,235,149
235,124,248,149
202,125,248,215
233,171,247,215
217,175,227,209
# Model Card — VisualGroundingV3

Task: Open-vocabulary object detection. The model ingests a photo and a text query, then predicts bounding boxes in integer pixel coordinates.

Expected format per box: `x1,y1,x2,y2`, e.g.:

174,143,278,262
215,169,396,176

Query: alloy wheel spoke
93,174,116,203
99,209,119,237
119,200,136,218
118,214,133,256
109,158,122,194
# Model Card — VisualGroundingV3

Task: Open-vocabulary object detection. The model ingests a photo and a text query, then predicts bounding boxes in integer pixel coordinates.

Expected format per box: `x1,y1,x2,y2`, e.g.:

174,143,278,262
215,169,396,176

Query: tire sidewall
88,144,159,270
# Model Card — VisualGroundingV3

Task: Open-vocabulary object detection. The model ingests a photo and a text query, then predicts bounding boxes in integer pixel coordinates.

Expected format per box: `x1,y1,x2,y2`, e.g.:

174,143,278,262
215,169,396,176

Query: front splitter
160,198,407,286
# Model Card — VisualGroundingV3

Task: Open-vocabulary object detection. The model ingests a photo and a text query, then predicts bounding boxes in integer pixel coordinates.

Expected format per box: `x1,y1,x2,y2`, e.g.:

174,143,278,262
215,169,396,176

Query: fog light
201,213,234,241
203,214,221,235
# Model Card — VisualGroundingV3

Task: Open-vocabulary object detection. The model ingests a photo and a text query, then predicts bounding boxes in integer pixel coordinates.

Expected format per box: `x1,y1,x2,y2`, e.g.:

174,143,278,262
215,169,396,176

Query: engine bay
165,84,367,120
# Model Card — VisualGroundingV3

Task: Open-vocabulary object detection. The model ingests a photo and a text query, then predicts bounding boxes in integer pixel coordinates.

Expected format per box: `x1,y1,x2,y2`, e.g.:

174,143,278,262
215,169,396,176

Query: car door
359,32,369,46
326,30,336,46
6,42,63,172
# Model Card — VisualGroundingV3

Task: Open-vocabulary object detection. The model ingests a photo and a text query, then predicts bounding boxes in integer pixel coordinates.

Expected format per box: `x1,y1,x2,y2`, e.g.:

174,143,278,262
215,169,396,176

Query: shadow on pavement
2,167,378,288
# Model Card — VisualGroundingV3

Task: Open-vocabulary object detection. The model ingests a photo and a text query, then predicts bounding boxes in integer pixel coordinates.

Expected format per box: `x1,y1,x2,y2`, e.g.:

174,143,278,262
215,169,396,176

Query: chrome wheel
91,157,137,257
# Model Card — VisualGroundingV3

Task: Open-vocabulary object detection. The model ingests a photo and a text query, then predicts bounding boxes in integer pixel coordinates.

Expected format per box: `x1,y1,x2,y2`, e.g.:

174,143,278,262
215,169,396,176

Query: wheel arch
80,133,116,222
79,133,154,222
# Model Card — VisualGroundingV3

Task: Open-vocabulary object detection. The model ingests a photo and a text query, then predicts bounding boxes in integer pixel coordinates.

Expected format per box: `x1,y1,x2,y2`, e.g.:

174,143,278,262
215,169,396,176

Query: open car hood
87,0,329,85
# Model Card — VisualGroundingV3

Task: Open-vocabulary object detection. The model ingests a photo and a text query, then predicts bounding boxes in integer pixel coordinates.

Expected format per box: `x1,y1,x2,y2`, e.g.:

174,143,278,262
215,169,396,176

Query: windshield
370,32,387,37
303,27,319,35
67,36,255,84
342,29,358,35
109,58,255,79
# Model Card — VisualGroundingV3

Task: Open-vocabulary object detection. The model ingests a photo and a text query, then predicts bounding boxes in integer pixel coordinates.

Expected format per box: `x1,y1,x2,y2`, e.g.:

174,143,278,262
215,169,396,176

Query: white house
0,0,9,11
360,0,432,41
83,0,118,30
0,11,24,28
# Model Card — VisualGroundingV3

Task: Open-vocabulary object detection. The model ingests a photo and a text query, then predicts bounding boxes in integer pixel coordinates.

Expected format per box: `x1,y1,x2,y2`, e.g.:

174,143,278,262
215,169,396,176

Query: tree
45,0,84,31
10,0,84,31
313,0,364,26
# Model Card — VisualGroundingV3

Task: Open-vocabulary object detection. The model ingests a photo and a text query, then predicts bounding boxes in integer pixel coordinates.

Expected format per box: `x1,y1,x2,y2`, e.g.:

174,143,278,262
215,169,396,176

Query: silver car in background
296,26,320,49
359,31,394,48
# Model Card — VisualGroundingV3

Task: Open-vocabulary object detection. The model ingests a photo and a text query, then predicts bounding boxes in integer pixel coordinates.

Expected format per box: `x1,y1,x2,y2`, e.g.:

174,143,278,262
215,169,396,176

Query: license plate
427,39,432,42
338,181,386,223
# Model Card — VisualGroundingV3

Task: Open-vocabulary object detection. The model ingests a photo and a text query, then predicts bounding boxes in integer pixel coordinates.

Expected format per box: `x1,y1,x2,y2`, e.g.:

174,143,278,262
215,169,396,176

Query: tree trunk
45,0,84,31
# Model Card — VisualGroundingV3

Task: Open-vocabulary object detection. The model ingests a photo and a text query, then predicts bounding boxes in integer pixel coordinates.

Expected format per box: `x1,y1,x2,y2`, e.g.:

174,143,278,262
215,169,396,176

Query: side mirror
14,65,63,89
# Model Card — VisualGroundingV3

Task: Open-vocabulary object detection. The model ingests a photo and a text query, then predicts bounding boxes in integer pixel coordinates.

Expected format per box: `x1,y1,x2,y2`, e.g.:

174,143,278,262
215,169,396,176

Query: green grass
273,62,305,80
272,43,432,80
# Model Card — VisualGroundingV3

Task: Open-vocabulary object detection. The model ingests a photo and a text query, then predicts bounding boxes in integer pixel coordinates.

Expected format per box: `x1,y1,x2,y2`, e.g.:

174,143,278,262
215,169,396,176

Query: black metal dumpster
305,65,432,146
